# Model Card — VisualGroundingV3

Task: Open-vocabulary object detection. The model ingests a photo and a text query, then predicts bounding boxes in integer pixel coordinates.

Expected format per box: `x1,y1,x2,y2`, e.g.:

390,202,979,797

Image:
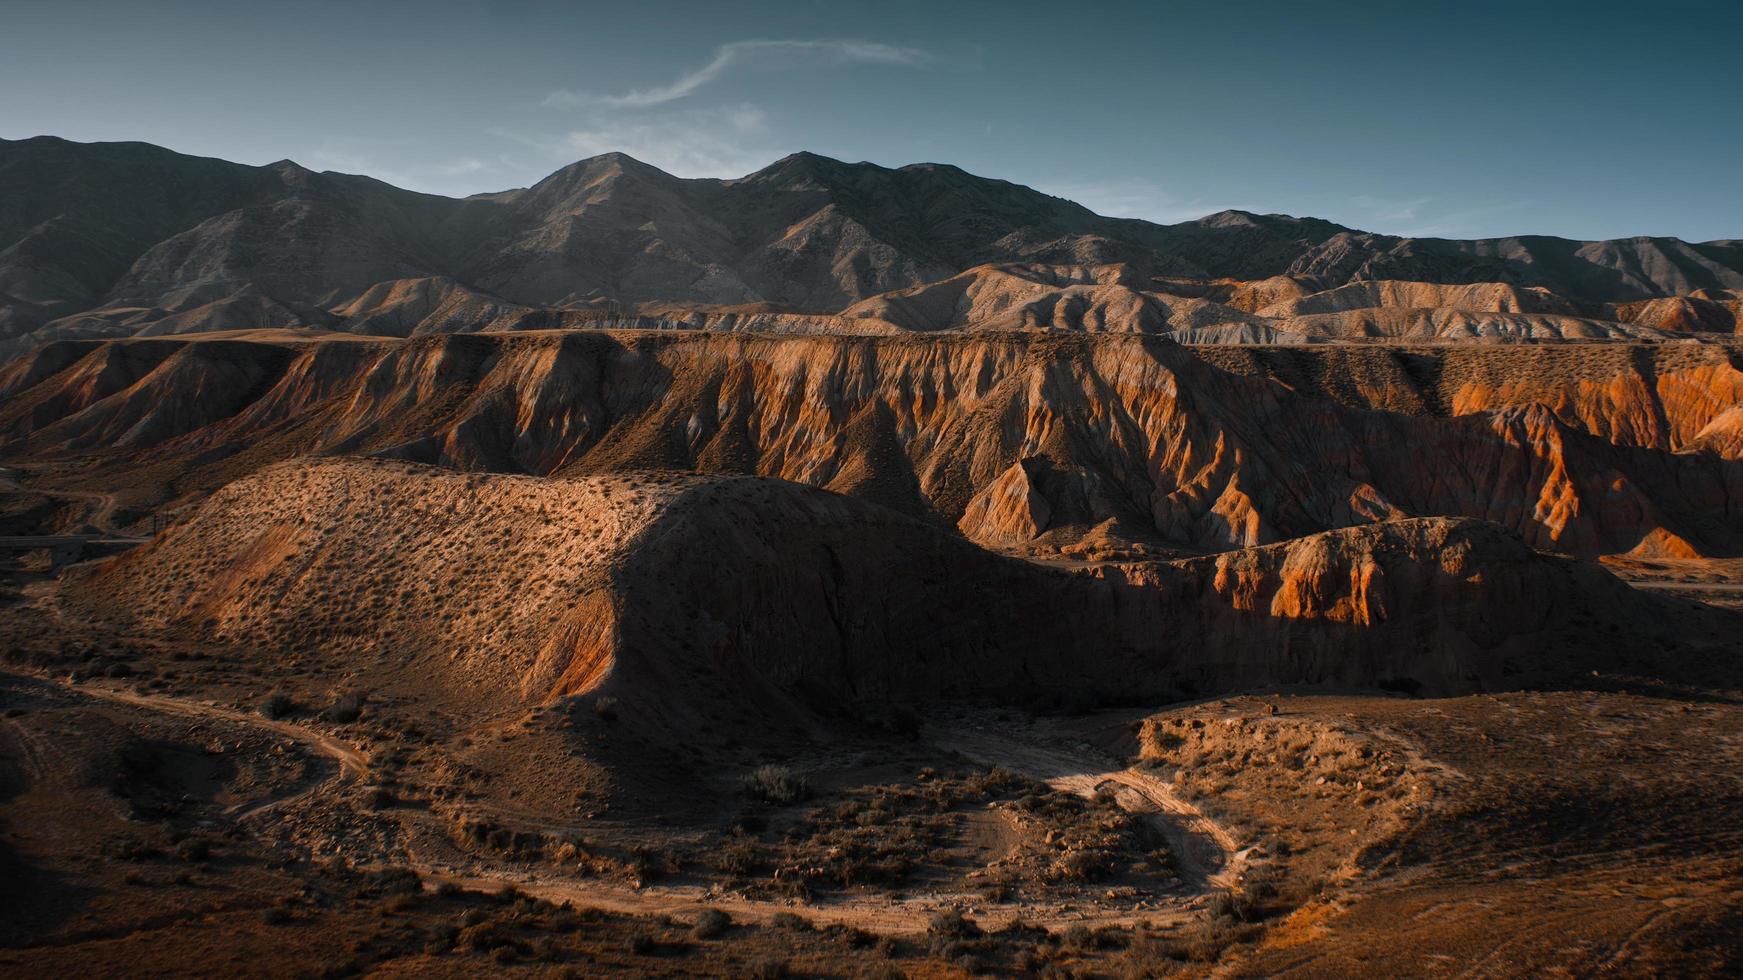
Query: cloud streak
544,39,926,109
562,103,780,178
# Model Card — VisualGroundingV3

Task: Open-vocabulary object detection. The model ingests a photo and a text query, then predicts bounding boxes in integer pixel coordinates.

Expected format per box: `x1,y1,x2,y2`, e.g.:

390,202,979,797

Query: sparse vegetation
259,690,297,719
592,696,618,722
691,907,731,939
322,690,364,722
741,764,810,804
720,766,1170,902
8,307,1743,980
928,908,980,938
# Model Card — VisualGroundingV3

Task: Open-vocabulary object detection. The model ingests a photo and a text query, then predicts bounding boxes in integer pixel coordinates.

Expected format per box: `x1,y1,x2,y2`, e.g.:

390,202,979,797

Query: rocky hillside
5,136,1740,348
7,332,1743,558
66,458,1709,728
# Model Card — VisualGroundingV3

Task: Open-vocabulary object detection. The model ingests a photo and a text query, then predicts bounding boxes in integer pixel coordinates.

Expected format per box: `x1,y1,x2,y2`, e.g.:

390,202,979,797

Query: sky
4,0,1740,241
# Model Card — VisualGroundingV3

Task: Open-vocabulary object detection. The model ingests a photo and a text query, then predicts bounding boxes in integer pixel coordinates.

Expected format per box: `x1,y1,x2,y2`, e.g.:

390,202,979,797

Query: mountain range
3,134,1742,350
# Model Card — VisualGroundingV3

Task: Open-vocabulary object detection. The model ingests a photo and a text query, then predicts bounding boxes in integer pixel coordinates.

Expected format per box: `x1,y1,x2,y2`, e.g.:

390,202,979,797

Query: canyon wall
6,333,1743,557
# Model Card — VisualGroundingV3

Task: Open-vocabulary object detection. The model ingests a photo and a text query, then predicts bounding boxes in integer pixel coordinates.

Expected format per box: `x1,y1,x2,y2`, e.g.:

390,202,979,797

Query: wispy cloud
543,39,927,110
488,104,782,179
562,103,780,177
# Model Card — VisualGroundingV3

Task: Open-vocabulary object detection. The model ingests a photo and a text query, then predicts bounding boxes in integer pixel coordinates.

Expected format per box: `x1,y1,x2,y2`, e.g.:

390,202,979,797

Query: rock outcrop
8,332,1743,558
66,459,1713,729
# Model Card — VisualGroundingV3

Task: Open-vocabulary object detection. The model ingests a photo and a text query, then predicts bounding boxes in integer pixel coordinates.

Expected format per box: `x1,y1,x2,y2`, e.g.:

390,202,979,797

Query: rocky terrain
3,446,1740,974
3,137,1742,976
5,137,1742,351
66,457,1719,718
6,332,1743,560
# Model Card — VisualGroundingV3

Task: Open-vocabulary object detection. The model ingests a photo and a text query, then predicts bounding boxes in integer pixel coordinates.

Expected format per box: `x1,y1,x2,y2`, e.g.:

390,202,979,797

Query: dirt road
935,726,1250,891
53,680,1241,934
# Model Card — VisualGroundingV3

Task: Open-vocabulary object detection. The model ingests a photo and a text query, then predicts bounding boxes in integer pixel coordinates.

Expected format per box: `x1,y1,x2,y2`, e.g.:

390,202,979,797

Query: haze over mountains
4,135,1743,350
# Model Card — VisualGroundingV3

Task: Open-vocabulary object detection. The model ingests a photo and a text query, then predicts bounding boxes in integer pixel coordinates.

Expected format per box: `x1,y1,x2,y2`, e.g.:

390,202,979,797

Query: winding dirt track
935,727,1249,891
0,470,131,537
77,685,369,775
58,681,1245,933
67,683,370,820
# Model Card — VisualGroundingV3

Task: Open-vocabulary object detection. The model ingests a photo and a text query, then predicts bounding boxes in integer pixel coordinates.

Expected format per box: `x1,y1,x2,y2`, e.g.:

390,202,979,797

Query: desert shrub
549,838,588,865
715,836,761,876
963,767,1025,798
1210,867,1301,924
1207,888,1250,922
1118,933,1184,976
173,838,210,862
927,908,980,938
741,764,810,805
1048,847,1117,882
692,907,731,939
592,696,619,722
625,931,657,955
748,959,789,979
259,691,297,719
456,919,519,954
837,926,876,949
382,892,419,914
322,691,364,723
1220,863,1309,921
1182,916,1245,962
769,911,812,931
631,845,680,882
532,936,566,962
1061,923,1096,952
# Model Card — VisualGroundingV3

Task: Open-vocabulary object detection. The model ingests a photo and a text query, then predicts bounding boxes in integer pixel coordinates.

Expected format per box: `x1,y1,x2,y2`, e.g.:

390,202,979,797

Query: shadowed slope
62,459,1734,738
6,137,1741,350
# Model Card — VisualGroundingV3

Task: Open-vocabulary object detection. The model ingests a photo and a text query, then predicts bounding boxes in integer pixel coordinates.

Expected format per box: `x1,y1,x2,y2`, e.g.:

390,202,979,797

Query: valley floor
1,564,1739,977
4,328,1743,976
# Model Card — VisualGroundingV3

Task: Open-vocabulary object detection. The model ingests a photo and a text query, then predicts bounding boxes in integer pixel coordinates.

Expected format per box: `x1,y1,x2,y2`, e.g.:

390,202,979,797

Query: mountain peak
1196,209,1263,228
0,135,1736,353
524,151,675,200
741,150,863,186
558,150,664,175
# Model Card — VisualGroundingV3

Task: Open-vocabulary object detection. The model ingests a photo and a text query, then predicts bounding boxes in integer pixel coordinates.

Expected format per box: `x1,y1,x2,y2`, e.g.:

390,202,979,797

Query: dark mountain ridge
3,135,1740,347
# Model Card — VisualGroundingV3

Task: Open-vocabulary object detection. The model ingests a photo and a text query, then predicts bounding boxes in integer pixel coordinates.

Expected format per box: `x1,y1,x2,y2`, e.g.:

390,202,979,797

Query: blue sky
4,0,1740,240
